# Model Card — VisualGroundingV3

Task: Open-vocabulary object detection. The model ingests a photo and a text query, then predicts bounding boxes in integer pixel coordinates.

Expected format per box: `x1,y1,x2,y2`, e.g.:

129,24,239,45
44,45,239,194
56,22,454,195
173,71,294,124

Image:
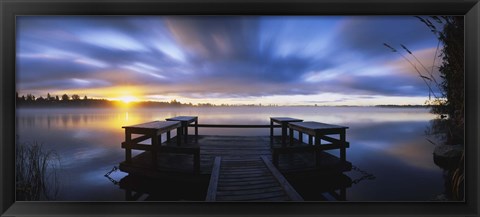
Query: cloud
335,16,438,58
165,16,261,60
16,16,447,103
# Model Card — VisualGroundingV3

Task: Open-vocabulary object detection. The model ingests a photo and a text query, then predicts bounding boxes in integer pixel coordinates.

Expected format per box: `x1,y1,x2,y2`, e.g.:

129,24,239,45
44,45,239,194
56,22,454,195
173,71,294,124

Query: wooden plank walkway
206,156,303,201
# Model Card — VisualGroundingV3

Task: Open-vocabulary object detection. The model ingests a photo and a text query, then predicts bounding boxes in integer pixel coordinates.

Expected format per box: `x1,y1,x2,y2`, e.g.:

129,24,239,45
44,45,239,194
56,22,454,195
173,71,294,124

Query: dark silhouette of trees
170,99,182,107
16,93,202,108
437,17,464,146
61,94,69,101
26,94,36,101
71,94,81,101
36,96,45,102
47,93,55,101
17,93,278,108
415,16,464,145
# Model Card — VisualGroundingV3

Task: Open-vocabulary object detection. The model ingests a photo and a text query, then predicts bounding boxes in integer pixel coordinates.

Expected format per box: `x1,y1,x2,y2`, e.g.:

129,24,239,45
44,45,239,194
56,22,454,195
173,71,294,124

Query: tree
418,16,464,145
437,17,464,145
71,94,80,101
36,96,45,102
61,94,69,101
26,94,35,101
83,95,88,100
170,99,181,106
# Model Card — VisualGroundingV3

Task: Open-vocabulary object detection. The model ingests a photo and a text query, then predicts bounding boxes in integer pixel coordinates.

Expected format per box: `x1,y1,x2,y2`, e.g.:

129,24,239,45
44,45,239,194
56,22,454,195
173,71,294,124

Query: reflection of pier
119,117,352,201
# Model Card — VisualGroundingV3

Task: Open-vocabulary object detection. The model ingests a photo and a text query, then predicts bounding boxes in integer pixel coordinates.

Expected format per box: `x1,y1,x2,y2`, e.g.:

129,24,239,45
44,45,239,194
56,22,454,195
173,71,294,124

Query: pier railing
189,124,281,128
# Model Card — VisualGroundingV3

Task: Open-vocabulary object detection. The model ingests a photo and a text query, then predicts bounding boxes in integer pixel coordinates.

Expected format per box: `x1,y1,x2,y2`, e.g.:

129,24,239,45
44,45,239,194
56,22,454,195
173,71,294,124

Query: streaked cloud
16,15,451,105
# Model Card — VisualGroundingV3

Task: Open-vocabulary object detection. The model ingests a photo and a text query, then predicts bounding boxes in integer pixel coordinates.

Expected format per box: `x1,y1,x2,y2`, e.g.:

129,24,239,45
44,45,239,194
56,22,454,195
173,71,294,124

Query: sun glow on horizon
117,96,138,104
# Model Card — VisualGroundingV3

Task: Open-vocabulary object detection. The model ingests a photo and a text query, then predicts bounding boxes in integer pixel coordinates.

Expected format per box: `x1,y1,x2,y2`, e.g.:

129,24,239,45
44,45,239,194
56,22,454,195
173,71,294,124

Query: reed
16,141,61,200
385,16,464,201
384,16,464,145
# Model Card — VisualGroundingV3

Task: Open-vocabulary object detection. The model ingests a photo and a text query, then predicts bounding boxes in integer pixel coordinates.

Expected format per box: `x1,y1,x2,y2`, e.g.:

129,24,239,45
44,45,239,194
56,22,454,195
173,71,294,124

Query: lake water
16,106,445,201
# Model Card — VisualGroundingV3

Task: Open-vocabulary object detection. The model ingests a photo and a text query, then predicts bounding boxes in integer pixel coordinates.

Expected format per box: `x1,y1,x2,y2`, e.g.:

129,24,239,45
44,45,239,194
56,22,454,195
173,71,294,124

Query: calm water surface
16,106,445,201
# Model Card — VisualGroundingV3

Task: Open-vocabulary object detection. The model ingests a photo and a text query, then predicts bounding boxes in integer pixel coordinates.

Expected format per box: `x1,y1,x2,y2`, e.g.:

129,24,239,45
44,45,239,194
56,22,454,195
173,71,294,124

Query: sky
16,16,449,106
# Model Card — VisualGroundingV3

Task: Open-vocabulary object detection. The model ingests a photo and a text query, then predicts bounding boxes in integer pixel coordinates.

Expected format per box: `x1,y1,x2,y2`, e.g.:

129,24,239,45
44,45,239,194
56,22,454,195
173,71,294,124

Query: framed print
1,0,479,216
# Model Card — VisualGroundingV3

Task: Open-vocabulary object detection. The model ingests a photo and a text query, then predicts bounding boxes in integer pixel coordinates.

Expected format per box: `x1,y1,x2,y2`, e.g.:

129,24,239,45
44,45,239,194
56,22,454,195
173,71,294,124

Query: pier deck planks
207,156,303,201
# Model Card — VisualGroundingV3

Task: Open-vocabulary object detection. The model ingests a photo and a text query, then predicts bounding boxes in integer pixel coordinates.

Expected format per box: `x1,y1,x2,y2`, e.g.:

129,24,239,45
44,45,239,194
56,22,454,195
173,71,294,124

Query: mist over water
16,106,443,201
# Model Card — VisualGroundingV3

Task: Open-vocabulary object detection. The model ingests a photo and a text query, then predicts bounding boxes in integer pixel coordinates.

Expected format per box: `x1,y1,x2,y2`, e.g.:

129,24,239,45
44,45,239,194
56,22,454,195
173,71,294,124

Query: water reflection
119,174,209,201
16,107,444,201
285,172,352,201
116,172,352,201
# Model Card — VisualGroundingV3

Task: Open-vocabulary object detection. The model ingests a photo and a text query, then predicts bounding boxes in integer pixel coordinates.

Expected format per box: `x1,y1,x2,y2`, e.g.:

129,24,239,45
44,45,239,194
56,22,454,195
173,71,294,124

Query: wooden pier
118,117,352,201
206,156,303,201
119,135,351,175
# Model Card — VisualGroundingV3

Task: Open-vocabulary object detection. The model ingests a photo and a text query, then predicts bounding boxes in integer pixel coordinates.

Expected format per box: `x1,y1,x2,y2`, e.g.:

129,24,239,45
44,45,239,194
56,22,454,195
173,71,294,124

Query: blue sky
16,16,447,105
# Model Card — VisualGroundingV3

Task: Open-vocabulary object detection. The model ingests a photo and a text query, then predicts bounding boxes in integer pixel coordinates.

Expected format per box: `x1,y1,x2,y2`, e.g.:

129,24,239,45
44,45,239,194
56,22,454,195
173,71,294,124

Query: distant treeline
16,92,428,108
374,104,428,108
16,92,248,108
17,92,113,107
16,92,194,108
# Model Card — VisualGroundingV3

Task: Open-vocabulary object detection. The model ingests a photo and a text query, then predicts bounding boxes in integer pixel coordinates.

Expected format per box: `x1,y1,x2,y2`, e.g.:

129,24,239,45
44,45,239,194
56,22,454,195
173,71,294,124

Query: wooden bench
271,121,349,168
270,117,303,147
166,116,198,144
122,121,186,169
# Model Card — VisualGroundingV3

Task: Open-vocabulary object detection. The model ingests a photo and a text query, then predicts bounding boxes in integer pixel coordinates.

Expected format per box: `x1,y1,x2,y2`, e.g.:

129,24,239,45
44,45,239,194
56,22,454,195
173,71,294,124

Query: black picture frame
1,0,479,216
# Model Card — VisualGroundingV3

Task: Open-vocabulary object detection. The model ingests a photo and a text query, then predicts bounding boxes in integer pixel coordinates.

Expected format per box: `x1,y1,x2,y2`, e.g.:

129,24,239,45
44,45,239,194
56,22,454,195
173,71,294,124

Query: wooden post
151,131,158,168
270,119,274,137
340,129,346,163
184,122,189,144
166,131,171,142
308,135,313,145
177,127,183,146
125,128,132,163
289,128,294,147
299,132,303,144
270,120,275,148
314,133,321,146
195,119,199,142
273,149,279,167
158,134,162,145
281,123,287,146
315,133,321,167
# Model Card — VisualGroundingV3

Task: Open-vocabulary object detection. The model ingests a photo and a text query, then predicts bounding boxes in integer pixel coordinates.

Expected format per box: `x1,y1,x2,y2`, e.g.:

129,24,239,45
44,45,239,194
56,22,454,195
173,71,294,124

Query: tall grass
384,16,464,146
385,16,464,201
16,141,61,200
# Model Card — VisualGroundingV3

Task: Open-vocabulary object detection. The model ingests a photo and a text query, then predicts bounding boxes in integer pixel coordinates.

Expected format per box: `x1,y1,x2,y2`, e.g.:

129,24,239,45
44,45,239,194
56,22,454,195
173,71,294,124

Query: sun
118,96,137,104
